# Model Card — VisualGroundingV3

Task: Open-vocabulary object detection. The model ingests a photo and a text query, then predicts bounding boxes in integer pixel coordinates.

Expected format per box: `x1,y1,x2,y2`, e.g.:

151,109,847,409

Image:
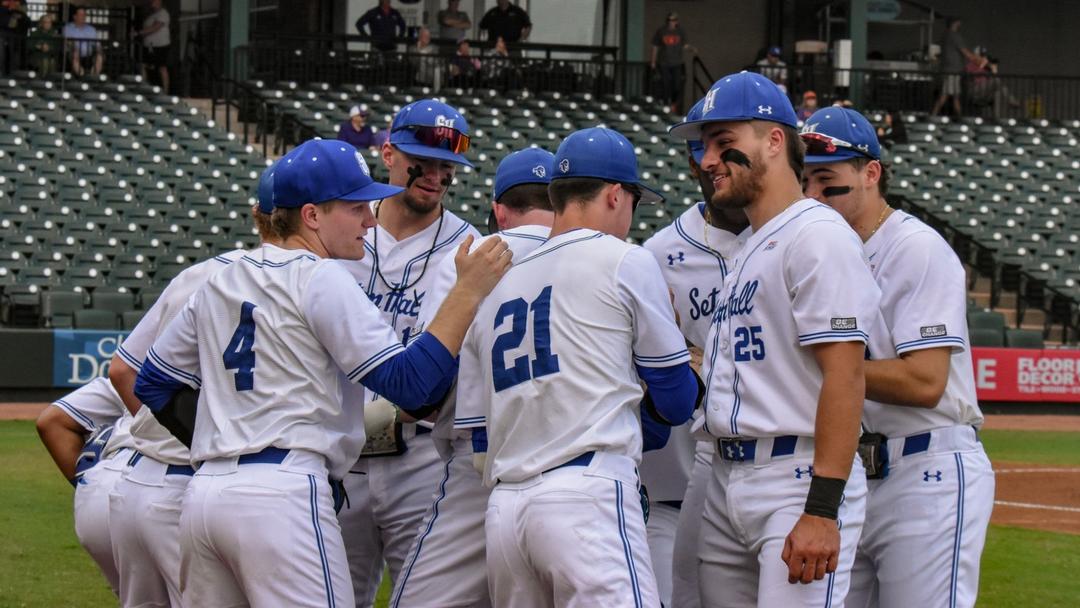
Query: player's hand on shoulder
781,513,841,584
454,235,513,297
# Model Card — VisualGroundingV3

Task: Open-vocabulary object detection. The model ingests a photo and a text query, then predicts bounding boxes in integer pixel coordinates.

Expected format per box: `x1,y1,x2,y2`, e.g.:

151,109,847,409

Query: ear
492,201,509,228
864,160,883,189
605,183,621,210
767,125,786,158
380,141,395,170
299,203,321,231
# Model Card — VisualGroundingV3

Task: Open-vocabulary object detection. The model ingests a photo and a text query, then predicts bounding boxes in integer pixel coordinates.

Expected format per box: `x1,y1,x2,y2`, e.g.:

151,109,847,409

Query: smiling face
699,121,767,211
802,159,880,226
314,200,377,260
382,145,457,214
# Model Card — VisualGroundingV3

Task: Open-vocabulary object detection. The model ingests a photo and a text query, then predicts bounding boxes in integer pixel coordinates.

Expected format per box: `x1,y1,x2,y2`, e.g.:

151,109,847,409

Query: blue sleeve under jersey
636,362,697,426
134,358,187,412
361,331,458,411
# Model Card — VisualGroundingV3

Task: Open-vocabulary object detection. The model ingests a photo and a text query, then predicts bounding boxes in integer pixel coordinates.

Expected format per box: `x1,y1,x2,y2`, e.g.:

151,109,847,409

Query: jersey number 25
491,286,560,392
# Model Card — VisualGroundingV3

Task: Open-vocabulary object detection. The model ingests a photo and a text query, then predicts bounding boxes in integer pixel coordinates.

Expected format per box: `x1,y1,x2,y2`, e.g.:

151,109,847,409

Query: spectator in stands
0,0,30,75
136,0,170,93
449,37,481,87
931,17,979,116
483,36,518,91
479,0,531,48
339,106,378,150
796,90,818,122
64,7,103,77
876,111,908,148
755,46,788,94
356,0,406,54
650,12,691,114
411,26,439,87
27,13,60,75
438,0,471,41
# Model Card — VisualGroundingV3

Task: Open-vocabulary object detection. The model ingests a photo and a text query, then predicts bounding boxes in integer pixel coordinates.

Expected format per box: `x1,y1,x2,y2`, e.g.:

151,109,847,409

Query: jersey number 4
734,325,765,362
222,301,257,391
491,286,560,392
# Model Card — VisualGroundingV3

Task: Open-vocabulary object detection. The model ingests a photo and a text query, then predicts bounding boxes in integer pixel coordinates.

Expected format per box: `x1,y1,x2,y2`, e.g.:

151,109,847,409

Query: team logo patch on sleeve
831,317,857,330
920,324,947,338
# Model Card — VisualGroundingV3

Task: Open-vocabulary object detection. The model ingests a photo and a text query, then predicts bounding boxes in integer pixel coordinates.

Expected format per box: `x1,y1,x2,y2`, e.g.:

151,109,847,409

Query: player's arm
36,405,87,482
864,231,967,409
781,220,881,584
109,359,142,415
133,296,203,424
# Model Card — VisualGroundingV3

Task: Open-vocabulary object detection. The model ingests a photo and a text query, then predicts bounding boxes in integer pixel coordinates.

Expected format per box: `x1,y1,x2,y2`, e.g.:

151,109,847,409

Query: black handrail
691,54,713,99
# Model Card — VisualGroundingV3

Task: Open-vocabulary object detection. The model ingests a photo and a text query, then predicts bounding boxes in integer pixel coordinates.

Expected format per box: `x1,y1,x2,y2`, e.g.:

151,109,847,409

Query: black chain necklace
371,201,445,292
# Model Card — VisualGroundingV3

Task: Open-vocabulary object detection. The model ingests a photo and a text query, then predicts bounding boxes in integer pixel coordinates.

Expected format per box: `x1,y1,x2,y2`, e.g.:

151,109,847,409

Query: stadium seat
92,290,135,315
1005,328,1045,349
121,310,145,330
968,310,1007,332
73,309,119,330
41,290,84,328
969,327,1005,347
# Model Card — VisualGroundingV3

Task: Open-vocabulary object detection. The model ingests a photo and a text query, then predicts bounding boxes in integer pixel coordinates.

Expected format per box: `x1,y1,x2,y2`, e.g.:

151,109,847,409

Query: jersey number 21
491,286,560,392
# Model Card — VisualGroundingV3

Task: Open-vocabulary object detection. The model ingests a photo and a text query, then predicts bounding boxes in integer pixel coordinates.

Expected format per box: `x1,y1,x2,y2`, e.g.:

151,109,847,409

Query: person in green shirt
27,13,60,75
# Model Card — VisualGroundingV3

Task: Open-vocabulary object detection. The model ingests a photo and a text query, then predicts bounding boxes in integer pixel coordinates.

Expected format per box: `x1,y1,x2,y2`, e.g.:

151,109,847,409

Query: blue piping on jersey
346,342,407,382
615,481,643,608
673,208,728,275
212,255,234,265
307,475,336,608
514,233,605,266
895,336,966,353
712,203,831,435
240,253,318,268
54,399,95,430
146,347,202,387
115,344,143,371
633,350,690,365
453,415,485,426
391,455,454,608
500,230,548,242
797,329,870,343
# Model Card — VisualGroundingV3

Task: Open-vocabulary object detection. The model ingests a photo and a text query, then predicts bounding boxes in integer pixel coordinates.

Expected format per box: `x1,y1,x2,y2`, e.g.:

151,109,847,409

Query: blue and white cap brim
337,181,405,202
637,182,665,205
392,141,474,168
803,149,867,165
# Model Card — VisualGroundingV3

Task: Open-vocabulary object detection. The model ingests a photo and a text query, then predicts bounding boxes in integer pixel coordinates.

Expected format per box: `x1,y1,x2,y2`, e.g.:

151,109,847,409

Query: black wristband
804,475,846,520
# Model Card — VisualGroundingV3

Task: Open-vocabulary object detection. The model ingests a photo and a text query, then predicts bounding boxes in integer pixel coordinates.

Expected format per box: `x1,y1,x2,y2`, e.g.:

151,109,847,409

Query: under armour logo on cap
758,105,773,115
532,164,546,178
559,158,570,173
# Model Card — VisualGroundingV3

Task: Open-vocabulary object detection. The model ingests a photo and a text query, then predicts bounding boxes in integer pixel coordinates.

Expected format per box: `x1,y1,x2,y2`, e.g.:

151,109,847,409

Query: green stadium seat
968,310,1007,332
121,309,145,330
1005,329,1045,349
41,290,85,328
73,308,119,330
92,290,135,315
969,327,1005,347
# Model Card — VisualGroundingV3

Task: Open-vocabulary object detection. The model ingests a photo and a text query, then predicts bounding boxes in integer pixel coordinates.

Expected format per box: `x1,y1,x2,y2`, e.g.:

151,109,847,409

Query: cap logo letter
532,164,546,178
757,105,773,115
559,159,570,173
702,88,718,114
435,115,456,129
355,151,371,176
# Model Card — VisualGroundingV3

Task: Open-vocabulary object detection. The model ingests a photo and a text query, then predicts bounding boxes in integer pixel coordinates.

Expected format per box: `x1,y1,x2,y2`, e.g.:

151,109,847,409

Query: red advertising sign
971,347,1080,402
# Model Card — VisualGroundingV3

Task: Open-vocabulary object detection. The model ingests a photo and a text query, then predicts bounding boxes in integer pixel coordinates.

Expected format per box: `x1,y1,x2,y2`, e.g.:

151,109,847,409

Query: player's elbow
108,355,134,392
35,405,79,443
909,376,947,409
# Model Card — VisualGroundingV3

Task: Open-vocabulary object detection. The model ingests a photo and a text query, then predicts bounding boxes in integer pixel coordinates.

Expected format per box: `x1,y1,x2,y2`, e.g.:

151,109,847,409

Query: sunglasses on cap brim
403,125,471,154
606,181,642,212
800,132,875,159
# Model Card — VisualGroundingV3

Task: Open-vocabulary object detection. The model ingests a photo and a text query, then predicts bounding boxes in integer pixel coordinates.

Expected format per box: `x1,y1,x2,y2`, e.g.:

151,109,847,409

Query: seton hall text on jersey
688,286,722,322
712,280,759,325
366,287,426,318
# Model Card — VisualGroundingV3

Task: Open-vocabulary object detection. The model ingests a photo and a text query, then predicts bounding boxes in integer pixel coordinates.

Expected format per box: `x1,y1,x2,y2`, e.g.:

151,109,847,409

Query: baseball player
641,95,749,608
36,377,134,596
390,147,556,608
102,160,282,607
800,107,994,608
455,127,700,607
339,98,482,606
669,71,881,606
132,138,511,606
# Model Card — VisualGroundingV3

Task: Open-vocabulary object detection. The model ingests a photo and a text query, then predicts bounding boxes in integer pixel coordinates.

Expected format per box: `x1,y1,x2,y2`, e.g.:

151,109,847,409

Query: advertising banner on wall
971,347,1080,402
52,330,131,388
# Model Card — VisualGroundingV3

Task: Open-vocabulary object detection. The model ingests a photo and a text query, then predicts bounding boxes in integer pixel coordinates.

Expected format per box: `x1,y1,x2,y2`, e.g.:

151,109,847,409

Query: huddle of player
37,72,994,608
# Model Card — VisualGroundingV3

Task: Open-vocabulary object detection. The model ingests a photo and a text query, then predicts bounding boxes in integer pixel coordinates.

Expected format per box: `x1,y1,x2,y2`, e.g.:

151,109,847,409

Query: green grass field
2,420,1078,606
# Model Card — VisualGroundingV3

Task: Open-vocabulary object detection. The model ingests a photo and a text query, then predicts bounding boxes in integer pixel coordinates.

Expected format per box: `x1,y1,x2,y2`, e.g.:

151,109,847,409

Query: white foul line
995,468,1080,474
994,500,1080,514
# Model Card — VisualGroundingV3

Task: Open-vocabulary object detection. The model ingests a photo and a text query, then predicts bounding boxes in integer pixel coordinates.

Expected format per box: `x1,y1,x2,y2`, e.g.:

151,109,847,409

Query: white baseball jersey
53,376,134,456
344,208,480,346
117,250,247,465
455,229,690,484
417,224,551,443
861,210,984,436
147,244,407,479
642,203,746,501
702,199,881,439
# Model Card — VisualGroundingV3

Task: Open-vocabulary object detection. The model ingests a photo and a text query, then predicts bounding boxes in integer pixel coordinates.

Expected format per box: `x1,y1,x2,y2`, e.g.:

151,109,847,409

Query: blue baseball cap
493,148,555,201
668,71,798,140
800,107,881,165
684,96,707,165
272,139,404,208
388,99,474,167
256,159,279,213
551,127,664,205
767,46,782,57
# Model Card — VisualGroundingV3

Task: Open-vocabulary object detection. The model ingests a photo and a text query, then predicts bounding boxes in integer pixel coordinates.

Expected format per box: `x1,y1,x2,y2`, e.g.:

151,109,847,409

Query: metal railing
233,43,650,98
746,63,1080,121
